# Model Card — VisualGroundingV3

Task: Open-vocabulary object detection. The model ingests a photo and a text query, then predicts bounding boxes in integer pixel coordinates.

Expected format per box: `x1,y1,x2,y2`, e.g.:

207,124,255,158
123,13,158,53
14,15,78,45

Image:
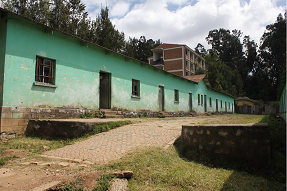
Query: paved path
43,118,193,164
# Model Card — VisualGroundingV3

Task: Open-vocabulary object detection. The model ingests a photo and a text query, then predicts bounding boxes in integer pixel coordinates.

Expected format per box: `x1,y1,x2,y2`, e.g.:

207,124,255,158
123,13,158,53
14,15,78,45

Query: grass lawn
102,146,285,191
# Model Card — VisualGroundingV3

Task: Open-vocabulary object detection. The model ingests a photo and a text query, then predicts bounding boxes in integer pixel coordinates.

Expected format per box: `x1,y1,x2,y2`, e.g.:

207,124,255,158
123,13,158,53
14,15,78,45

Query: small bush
58,177,84,191
80,111,105,119
93,121,132,134
93,174,115,191
0,155,18,166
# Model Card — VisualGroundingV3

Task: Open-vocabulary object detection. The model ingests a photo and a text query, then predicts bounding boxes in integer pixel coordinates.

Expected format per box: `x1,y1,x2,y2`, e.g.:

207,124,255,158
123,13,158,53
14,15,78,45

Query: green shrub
58,177,84,191
93,174,115,191
0,155,18,166
93,121,132,134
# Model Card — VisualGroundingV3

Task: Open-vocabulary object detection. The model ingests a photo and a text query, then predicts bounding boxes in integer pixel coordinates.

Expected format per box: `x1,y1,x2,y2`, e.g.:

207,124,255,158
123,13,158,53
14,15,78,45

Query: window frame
174,89,179,103
34,56,57,88
132,79,140,98
201,95,203,105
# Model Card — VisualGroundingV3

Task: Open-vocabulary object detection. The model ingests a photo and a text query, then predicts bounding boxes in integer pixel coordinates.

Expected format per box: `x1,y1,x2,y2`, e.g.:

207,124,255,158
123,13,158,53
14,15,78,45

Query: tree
123,36,161,62
243,35,258,74
205,28,245,69
1,0,29,15
205,53,243,97
93,6,125,53
258,13,286,101
194,43,207,57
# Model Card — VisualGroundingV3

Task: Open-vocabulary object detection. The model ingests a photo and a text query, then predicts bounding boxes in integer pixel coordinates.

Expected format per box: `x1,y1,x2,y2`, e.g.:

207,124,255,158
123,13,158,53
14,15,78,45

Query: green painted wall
2,12,234,113
193,81,234,113
0,12,7,107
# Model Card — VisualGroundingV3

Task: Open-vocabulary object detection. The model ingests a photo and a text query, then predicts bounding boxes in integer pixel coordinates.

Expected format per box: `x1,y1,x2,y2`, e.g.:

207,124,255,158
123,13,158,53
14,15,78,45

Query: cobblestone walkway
42,119,188,164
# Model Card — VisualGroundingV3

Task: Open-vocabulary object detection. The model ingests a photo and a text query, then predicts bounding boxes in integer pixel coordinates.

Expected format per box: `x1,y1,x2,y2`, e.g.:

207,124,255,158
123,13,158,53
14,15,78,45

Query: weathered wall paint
193,81,234,113
0,12,7,108
1,12,234,114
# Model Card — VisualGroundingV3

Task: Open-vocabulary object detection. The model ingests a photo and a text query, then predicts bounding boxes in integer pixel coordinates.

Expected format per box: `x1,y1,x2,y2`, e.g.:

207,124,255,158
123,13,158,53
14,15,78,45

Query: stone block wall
182,123,271,166
25,120,104,139
0,106,88,136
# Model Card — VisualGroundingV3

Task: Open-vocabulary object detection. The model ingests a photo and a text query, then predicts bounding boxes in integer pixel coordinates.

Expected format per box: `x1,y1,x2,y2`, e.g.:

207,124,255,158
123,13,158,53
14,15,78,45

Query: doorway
99,72,111,109
158,86,164,111
204,95,207,112
216,99,218,112
189,93,192,112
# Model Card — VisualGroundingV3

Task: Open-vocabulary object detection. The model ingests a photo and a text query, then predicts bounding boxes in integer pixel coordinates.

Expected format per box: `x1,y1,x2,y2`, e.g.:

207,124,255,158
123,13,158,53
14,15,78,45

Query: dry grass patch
197,114,265,124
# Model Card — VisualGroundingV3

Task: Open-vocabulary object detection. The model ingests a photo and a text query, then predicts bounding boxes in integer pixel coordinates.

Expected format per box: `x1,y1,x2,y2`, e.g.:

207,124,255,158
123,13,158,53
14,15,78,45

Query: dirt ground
0,114,264,191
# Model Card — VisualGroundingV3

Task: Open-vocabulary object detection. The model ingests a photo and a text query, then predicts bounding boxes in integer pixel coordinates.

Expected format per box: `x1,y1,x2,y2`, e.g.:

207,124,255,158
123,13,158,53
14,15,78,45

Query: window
185,71,189,76
132,79,140,97
201,95,203,105
174,89,179,102
185,60,188,67
198,94,200,105
35,56,55,85
209,97,212,107
221,100,223,108
190,63,194,70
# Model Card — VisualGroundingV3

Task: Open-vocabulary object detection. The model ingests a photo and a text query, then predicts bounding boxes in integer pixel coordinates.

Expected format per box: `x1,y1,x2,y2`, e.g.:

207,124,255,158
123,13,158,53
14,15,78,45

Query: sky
81,0,286,50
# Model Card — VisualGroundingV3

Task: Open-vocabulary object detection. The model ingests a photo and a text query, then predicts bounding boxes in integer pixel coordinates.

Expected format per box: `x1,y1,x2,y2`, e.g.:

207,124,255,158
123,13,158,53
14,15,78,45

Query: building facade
148,44,206,77
0,8,234,135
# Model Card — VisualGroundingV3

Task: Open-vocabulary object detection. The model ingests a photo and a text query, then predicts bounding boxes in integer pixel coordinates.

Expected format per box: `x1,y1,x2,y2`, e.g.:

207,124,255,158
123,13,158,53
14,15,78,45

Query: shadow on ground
173,115,286,190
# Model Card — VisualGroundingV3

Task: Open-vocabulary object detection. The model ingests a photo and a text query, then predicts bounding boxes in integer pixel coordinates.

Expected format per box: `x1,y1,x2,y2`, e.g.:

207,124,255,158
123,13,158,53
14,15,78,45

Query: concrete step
190,112,197,117
99,109,124,118
158,112,173,118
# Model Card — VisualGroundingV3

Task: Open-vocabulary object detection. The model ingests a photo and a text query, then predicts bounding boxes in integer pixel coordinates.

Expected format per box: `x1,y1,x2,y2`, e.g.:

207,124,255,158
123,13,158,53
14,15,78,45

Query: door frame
99,71,111,109
158,85,164,111
189,92,192,112
204,95,207,112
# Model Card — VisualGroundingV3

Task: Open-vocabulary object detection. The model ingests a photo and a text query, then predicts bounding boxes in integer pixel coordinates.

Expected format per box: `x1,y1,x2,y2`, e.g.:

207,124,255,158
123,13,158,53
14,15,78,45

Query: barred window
132,79,140,97
35,56,55,84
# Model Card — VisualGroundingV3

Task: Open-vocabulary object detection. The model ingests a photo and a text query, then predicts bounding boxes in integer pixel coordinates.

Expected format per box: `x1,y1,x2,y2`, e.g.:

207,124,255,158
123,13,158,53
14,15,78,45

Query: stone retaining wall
0,106,191,138
0,106,89,137
25,120,106,139
182,123,271,167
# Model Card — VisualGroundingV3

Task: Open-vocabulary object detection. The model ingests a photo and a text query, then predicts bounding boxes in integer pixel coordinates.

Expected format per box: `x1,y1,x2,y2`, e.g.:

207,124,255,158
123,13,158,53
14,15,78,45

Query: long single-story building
0,8,234,135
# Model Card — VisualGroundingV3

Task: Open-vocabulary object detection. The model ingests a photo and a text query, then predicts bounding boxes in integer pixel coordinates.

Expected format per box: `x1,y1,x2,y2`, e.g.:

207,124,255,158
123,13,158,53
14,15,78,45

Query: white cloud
110,1,131,17
81,0,285,50
112,0,284,49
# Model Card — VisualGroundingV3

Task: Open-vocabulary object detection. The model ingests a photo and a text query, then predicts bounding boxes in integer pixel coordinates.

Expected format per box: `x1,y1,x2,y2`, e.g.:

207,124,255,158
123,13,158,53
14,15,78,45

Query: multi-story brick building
148,43,206,77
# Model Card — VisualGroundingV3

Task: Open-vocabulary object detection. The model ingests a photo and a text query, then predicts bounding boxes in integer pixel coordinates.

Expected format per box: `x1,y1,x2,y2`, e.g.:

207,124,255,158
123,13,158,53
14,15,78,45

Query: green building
0,8,234,135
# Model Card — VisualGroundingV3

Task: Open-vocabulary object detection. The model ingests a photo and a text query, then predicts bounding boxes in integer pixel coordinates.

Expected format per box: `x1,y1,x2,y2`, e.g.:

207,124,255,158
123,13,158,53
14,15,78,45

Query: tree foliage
123,36,161,62
258,13,286,101
205,53,243,96
200,13,286,101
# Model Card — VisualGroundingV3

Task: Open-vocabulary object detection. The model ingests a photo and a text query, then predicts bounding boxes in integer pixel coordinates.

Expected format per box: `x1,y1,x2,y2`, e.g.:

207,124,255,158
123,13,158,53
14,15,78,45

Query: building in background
148,44,206,77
